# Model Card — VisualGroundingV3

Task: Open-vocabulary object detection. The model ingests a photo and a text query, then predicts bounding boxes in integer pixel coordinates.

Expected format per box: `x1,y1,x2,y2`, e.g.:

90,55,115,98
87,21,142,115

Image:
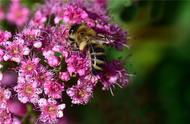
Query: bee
68,24,106,75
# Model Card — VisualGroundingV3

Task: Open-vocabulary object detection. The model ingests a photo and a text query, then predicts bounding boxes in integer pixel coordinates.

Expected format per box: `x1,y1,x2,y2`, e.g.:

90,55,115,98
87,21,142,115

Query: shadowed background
1,0,190,124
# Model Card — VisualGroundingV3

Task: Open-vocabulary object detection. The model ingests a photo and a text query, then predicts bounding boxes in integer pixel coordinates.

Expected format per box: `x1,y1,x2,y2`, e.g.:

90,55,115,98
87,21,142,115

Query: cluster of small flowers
0,0,30,26
0,0,129,123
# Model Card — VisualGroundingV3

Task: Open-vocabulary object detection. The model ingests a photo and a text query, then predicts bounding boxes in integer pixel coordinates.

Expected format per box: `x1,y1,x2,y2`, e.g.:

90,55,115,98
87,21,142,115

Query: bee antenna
109,87,114,96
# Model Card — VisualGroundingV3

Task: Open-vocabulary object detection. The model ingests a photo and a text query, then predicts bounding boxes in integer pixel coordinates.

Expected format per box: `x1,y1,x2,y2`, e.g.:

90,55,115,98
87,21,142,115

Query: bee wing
90,34,108,45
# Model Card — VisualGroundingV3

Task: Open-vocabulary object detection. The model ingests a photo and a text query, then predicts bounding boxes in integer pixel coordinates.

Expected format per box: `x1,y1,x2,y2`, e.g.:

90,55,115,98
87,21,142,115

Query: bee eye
69,24,80,34
69,29,74,34
80,32,85,35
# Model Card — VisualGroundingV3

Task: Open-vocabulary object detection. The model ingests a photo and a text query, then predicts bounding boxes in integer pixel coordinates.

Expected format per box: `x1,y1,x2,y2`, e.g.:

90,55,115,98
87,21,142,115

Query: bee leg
93,64,103,71
79,41,88,51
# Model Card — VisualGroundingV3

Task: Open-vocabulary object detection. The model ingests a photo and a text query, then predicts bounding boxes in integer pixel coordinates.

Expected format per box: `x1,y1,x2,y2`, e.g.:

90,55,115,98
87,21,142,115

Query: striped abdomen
89,43,105,75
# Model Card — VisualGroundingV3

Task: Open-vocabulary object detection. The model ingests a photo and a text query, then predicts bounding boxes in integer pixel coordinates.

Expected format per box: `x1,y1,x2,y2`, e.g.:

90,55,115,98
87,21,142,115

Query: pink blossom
100,60,129,91
95,0,107,8
21,28,41,46
29,10,47,27
0,108,21,124
59,72,70,81
43,50,61,67
38,98,66,123
7,100,27,117
0,108,12,124
66,53,91,76
3,39,30,63
14,81,42,103
78,74,99,87
19,57,40,75
33,66,53,86
0,48,4,62
0,88,11,109
0,30,12,44
66,83,93,105
44,81,64,99
52,44,69,58
6,1,30,26
57,4,89,24
0,70,18,87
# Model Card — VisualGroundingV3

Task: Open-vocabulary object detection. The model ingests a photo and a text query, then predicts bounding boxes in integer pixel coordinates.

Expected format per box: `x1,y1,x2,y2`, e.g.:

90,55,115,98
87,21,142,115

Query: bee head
69,24,80,34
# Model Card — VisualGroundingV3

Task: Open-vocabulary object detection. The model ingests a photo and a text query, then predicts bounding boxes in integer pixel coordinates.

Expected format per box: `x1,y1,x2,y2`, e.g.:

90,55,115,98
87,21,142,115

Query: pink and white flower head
0,88,11,109
66,53,91,76
0,70,18,87
44,81,64,99
0,108,21,124
52,45,69,58
78,74,99,87
66,83,93,105
14,81,42,104
59,71,70,81
43,50,61,67
0,7,5,21
38,98,66,124
29,10,47,27
3,39,30,63
55,4,89,24
0,30,12,44
0,48,4,62
21,28,41,46
0,108,12,124
100,60,129,91
6,0,30,26
19,57,40,75
33,66,54,86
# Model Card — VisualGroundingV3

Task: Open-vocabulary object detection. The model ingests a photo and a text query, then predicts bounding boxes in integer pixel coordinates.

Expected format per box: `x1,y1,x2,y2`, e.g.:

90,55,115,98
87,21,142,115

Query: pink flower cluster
0,0,30,26
0,0,129,123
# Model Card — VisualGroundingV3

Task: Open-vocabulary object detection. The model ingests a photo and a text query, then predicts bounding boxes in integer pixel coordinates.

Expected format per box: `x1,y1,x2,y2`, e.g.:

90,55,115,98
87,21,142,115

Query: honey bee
68,24,106,75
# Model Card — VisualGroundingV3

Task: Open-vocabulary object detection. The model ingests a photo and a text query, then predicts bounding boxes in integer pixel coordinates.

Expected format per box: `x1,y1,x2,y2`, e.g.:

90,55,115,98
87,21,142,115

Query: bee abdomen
90,44,105,75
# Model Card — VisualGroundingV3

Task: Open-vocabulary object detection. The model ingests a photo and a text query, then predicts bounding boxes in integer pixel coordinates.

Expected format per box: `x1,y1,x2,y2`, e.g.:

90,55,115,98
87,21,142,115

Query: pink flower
6,1,29,26
56,4,88,24
0,48,4,62
43,50,61,67
0,107,21,124
0,7,5,21
38,98,66,123
52,44,69,58
66,83,93,105
14,81,42,103
33,66,53,86
20,57,40,75
100,60,129,91
0,108,12,124
66,53,91,76
29,10,47,27
95,0,107,8
7,100,27,117
44,81,64,99
3,39,30,63
0,88,11,109
0,70,18,87
78,74,99,87
0,30,12,44
21,28,41,46
59,72,70,81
